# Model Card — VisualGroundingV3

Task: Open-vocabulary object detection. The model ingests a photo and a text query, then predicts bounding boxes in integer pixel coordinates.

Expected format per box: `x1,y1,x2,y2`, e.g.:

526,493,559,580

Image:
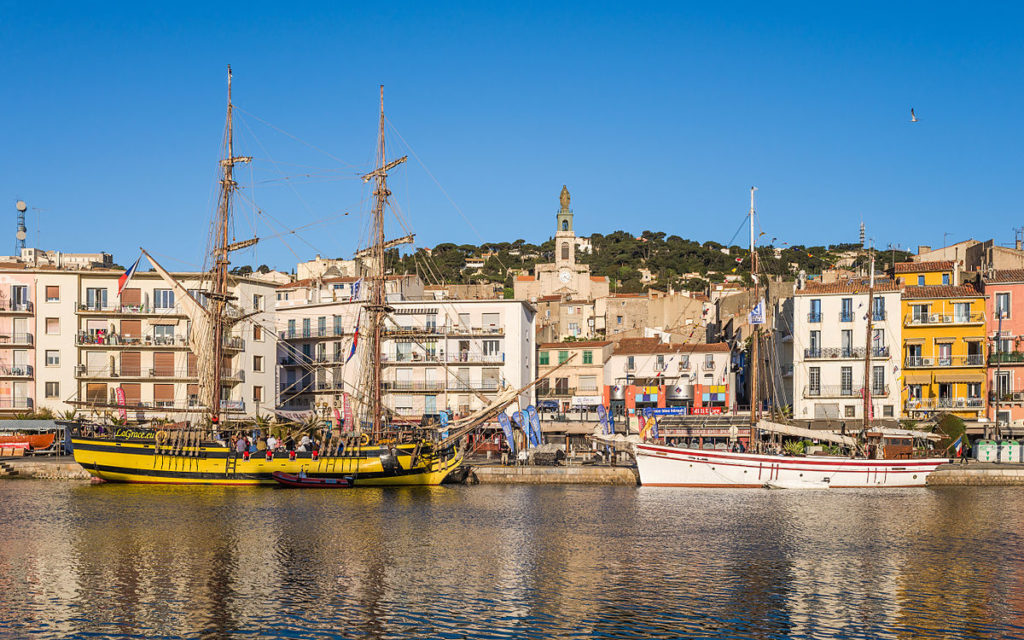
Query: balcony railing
839,311,854,322
904,312,985,326
74,366,240,380
803,385,863,398
538,386,576,397
76,332,189,347
0,301,32,313
872,311,887,321
0,331,33,346
382,325,505,337
285,327,346,340
808,313,822,323
381,353,505,365
905,397,985,411
77,303,186,316
0,365,32,377
905,355,985,368
990,391,1024,404
0,397,32,409
806,347,864,359
990,351,1024,364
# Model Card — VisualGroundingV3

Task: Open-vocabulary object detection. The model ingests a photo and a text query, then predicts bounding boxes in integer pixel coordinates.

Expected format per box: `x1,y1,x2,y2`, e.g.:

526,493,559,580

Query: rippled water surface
1,482,1023,639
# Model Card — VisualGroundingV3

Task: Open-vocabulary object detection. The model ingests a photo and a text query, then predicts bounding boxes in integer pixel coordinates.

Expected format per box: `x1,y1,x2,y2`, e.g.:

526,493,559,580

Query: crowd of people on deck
227,431,321,456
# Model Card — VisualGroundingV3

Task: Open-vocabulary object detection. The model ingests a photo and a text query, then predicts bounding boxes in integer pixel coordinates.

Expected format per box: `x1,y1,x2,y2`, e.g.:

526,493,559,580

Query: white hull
635,444,950,488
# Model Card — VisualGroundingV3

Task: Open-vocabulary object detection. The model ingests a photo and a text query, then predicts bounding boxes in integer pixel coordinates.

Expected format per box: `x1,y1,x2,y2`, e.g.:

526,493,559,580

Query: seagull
910,108,919,123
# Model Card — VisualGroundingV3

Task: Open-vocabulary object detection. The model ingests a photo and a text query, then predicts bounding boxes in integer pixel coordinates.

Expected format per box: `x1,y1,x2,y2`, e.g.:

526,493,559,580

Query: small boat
272,471,354,488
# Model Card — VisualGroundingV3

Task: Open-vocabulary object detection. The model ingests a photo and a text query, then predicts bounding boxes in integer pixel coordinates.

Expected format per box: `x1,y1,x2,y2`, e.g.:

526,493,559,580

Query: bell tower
555,185,575,271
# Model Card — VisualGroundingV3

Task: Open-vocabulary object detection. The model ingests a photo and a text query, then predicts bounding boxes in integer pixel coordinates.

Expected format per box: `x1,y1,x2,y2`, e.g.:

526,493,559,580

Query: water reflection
0,483,1022,639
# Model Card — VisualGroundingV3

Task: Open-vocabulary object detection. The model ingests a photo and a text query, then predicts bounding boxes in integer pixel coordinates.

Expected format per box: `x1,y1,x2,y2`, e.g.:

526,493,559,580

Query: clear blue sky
3,2,1023,272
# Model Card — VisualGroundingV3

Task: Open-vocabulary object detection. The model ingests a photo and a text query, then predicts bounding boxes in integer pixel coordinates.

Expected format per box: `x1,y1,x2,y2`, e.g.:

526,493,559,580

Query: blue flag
498,413,516,456
526,405,541,447
511,411,528,448
597,405,609,435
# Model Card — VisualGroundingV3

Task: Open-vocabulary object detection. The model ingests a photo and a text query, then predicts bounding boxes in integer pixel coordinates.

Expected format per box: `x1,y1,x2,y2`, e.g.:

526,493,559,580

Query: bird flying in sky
910,108,919,123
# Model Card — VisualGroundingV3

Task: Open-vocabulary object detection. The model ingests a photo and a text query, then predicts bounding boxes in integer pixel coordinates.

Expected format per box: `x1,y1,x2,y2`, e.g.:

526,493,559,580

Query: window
45,318,59,335
253,355,264,372
872,365,885,395
996,292,1010,319
872,328,885,356
616,315,623,325
482,340,500,356
918,275,925,286
841,330,853,357
883,405,894,417
942,273,950,285
561,242,570,260
908,384,922,400
705,354,714,369
840,298,853,322
567,306,574,315
809,299,821,322
253,386,263,403
627,355,635,370
45,350,59,366
153,325,174,344
334,315,344,336
539,351,549,365
656,354,665,370
579,375,597,391
840,366,853,395
188,289,209,307
562,220,568,231
953,302,970,323
845,405,856,418
808,330,821,357
153,288,174,309
583,350,593,365
680,355,690,370
287,319,296,338
912,304,929,323
558,350,569,364
45,286,59,302
938,342,952,366
568,322,579,336
967,383,981,399
45,382,59,398
85,287,107,310
11,285,28,310
996,371,1011,396
252,294,263,311
809,367,820,395
253,325,263,341
318,316,327,336
872,297,885,321
302,318,311,338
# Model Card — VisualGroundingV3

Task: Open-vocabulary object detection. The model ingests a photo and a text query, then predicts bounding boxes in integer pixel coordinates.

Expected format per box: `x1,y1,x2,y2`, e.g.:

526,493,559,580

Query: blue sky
3,2,1023,271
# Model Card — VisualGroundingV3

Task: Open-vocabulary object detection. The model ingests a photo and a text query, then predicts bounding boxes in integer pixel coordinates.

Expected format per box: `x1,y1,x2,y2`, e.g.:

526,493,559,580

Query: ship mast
364,86,406,440
208,65,251,425
748,187,759,452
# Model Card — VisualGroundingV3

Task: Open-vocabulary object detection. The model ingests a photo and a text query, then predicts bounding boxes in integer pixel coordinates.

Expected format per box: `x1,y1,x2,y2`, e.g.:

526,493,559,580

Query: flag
498,413,516,456
115,386,127,421
526,405,541,447
342,393,354,430
953,435,964,456
118,255,142,296
333,407,342,430
346,313,360,364
350,279,362,301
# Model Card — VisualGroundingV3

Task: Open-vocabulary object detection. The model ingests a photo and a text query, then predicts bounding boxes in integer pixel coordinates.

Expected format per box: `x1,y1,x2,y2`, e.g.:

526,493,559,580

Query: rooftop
894,260,955,274
795,279,901,295
538,340,612,349
902,284,982,300
613,338,730,355
983,269,1024,284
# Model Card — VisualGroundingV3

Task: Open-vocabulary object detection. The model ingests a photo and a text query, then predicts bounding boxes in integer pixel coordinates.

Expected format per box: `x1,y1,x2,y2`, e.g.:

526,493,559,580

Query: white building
791,279,902,425
275,297,536,423
0,267,278,420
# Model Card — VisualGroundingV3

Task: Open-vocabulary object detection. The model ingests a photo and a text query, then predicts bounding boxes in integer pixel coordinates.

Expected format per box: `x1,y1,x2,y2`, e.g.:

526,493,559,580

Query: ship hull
635,444,949,488
71,436,462,486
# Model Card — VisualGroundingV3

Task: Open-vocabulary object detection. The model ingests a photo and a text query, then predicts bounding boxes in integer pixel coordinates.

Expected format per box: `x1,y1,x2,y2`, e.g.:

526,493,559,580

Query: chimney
1017,238,1022,251
917,245,931,255
796,270,807,291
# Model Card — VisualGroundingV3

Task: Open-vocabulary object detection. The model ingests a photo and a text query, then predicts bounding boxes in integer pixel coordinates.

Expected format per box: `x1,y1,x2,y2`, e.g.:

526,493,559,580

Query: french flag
118,255,142,296
346,314,360,364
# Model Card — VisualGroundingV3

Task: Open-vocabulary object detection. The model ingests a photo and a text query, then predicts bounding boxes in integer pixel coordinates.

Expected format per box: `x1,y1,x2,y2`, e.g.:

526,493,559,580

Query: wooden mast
862,248,876,434
209,65,250,425
748,187,759,451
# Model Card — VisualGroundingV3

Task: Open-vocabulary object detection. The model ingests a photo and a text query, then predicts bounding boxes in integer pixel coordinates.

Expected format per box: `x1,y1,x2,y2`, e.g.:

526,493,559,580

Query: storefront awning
934,372,986,383
904,373,931,384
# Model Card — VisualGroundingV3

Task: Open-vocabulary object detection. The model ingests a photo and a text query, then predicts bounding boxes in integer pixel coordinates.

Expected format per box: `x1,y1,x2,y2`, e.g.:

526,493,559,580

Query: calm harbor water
0,482,1022,640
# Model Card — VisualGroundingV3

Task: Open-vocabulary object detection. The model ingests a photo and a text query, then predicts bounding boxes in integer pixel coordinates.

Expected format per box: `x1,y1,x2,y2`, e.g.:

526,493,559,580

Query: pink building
982,270,1024,426
0,272,36,412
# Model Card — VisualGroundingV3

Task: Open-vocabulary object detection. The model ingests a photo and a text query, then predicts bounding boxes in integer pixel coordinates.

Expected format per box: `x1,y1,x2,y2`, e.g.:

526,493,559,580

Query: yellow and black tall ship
71,72,527,486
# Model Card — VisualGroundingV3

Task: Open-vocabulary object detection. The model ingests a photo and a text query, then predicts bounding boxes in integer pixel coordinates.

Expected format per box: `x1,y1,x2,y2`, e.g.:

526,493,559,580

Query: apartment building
0,268,278,419
791,279,902,425
275,274,424,308
604,338,733,423
897,264,987,420
982,269,1024,427
535,340,614,411
276,298,536,422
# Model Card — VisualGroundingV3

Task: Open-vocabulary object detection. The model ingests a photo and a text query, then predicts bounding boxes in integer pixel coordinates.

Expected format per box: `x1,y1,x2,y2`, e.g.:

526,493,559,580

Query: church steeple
555,184,575,269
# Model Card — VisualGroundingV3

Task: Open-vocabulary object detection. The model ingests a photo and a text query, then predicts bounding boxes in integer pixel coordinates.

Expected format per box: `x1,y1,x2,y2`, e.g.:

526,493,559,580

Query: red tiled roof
902,284,982,300
613,338,730,355
795,279,901,295
590,276,607,282
984,269,1024,284
537,295,562,302
538,340,612,349
516,275,536,282
894,260,954,273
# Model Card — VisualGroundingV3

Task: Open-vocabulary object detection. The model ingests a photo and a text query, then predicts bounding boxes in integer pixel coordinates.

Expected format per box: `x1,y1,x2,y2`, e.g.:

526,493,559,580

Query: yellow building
898,261,987,420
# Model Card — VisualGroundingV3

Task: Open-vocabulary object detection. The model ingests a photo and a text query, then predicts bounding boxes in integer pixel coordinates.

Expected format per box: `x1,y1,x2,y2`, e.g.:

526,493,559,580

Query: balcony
0,301,32,314
0,365,32,377
872,311,887,321
807,313,822,323
990,391,1024,405
76,303,187,317
75,365,206,380
990,351,1024,365
803,385,863,399
538,386,576,397
904,355,985,368
805,347,866,360
839,311,854,323
381,353,505,365
382,325,505,338
383,381,446,393
905,397,984,412
281,354,348,366
284,327,346,340
76,332,189,348
904,312,985,327
0,397,32,410
0,333,34,347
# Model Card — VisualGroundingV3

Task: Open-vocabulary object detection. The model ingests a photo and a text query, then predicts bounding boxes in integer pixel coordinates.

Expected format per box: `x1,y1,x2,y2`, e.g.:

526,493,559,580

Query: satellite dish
15,201,27,212
16,231,26,241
